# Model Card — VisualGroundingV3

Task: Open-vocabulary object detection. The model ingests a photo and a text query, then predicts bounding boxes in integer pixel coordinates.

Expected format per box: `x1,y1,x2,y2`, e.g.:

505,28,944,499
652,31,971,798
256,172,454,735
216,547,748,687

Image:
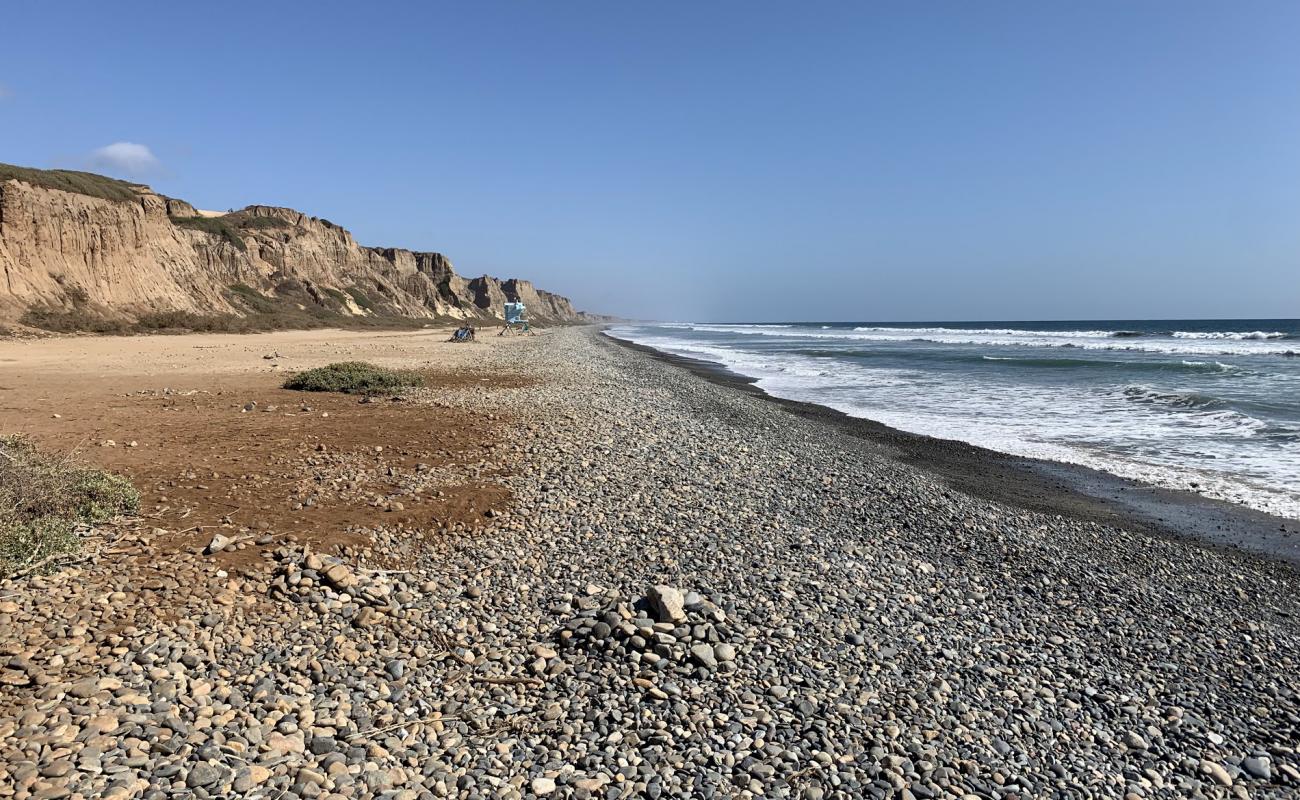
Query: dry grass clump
0,436,139,577
283,362,423,395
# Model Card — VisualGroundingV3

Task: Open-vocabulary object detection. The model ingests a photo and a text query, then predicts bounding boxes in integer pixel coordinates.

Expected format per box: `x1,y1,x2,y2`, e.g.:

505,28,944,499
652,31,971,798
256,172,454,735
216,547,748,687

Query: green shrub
224,284,279,314
19,307,130,334
0,163,141,203
283,362,423,395
63,284,91,305
171,216,248,252
0,435,139,576
230,213,291,230
170,210,293,253
71,470,140,522
134,310,249,333
322,287,351,307
345,287,375,310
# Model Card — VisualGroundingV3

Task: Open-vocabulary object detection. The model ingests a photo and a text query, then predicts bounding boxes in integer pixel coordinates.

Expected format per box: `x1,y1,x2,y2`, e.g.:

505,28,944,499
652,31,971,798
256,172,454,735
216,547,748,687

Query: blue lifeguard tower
500,300,532,335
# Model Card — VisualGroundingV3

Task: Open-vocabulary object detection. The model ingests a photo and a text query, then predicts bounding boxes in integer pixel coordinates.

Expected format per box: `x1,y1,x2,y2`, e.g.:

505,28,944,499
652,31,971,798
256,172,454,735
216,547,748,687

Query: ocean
606,319,1300,521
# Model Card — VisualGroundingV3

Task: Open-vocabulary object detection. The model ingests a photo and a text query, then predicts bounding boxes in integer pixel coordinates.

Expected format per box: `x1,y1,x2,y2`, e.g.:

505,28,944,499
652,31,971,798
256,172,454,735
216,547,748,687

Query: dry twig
345,713,465,740
8,550,95,579
471,675,544,688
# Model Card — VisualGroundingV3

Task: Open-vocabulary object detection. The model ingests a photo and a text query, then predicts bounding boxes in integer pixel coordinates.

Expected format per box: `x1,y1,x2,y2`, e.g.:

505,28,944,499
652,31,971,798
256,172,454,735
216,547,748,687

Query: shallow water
607,319,1300,520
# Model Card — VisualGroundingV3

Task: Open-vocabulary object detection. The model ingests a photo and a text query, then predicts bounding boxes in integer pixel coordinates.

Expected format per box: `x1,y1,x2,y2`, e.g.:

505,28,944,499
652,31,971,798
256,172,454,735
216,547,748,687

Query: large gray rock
1242,756,1271,781
689,643,717,668
324,563,358,590
204,533,231,554
186,763,223,789
648,585,687,623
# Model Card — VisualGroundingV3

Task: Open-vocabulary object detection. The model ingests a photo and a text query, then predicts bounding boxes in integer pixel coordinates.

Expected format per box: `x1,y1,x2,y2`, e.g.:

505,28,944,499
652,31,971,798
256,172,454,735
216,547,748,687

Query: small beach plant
282,361,423,395
0,435,139,576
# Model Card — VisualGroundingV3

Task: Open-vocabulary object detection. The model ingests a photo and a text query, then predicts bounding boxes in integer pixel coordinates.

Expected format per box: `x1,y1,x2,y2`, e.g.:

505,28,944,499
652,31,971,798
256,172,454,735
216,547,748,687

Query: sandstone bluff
0,164,590,327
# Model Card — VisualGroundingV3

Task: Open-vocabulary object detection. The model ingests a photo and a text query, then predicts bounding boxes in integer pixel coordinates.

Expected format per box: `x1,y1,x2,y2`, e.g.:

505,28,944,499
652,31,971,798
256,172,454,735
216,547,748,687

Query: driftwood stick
471,675,544,688
346,714,463,739
8,550,94,579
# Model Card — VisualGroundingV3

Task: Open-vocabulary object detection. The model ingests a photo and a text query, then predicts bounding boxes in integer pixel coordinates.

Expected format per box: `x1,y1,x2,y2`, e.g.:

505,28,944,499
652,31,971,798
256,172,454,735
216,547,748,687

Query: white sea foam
852,326,1120,338
1180,360,1238,372
1172,330,1288,340
612,333,921,388
668,324,1299,356
671,323,794,329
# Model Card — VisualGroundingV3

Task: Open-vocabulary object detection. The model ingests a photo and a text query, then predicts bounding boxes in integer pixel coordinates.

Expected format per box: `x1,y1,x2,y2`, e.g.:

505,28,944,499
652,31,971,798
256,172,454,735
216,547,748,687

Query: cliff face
0,167,591,326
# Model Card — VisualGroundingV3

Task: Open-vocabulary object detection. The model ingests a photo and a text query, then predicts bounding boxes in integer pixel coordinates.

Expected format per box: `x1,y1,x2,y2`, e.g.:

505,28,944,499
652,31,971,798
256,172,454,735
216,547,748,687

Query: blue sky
2,1,1298,321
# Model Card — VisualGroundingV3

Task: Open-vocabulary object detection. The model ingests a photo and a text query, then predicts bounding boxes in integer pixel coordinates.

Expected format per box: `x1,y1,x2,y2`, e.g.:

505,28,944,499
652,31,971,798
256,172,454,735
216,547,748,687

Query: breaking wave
1172,330,1290,340
1121,385,1224,410
678,324,1299,356
979,355,1241,373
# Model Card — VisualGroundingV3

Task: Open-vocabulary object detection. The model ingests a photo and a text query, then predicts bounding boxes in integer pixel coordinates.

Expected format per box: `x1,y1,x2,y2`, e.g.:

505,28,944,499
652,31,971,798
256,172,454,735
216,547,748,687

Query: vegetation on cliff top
283,362,424,395
169,212,292,253
0,163,142,203
0,435,139,577
170,216,249,251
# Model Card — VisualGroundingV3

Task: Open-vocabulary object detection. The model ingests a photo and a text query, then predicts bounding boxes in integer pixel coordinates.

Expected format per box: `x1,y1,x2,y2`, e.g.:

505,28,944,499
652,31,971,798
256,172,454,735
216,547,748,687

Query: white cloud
89,142,161,177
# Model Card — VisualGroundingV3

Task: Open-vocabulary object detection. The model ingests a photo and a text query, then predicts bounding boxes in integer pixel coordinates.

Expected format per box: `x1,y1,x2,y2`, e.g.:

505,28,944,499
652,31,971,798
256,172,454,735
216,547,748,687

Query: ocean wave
696,326,1298,356
1121,385,1223,410
854,326,1297,342
696,323,794,329
1172,330,1290,340
1111,387,1277,442
1260,424,1300,443
693,323,1297,344
1115,387,1272,436
1179,360,1239,372
851,326,1174,339
603,332,925,388
978,355,1241,373
851,326,1120,338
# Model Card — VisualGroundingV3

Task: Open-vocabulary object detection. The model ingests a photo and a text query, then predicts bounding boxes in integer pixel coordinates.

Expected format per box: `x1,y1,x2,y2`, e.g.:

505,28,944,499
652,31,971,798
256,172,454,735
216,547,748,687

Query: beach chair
500,301,533,335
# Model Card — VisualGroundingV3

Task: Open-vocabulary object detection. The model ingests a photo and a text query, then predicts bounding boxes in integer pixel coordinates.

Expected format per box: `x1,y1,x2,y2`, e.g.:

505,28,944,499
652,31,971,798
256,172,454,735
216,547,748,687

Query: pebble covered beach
2,326,1298,800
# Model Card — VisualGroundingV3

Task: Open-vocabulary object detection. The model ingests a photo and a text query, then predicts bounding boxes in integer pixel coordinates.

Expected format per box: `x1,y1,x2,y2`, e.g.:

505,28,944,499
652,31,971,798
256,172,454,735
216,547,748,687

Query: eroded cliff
0,164,590,328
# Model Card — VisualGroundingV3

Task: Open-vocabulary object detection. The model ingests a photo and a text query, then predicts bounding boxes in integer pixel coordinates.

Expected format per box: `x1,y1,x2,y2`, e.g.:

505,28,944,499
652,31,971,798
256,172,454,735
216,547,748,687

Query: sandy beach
2,325,1298,799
